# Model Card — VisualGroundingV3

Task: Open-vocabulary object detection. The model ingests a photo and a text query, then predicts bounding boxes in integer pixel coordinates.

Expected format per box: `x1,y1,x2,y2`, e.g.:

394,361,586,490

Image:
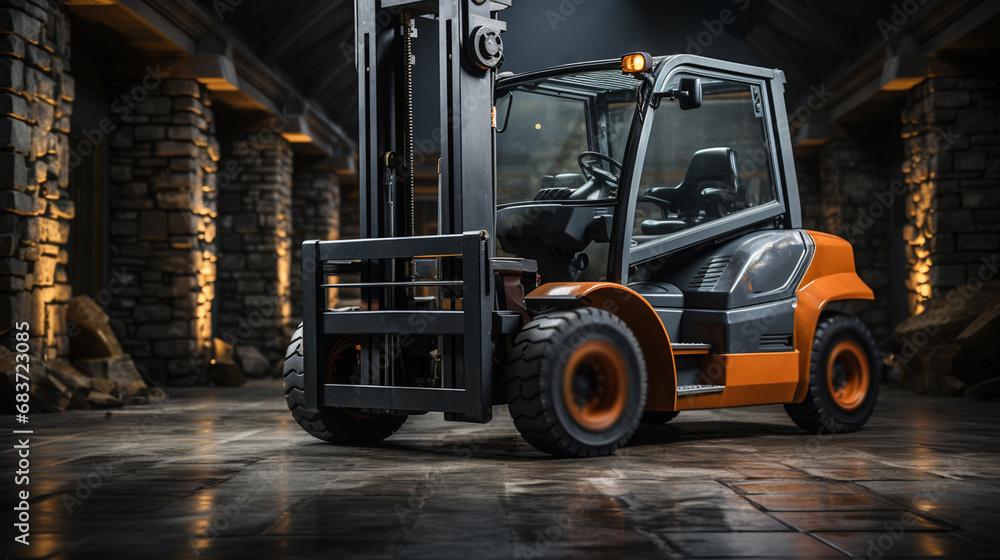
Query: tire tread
283,324,406,444
784,312,879,434
505,308,646,457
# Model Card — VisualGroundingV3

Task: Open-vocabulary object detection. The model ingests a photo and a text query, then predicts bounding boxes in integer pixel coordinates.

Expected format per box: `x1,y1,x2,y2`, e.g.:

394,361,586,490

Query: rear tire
640,411,679,425
785,313,879,434
505,308,646,457
283,324,406,444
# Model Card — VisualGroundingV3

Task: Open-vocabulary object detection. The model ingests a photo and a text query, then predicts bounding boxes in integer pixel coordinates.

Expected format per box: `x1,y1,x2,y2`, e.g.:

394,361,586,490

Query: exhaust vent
760,333,793,350
690,256,731,290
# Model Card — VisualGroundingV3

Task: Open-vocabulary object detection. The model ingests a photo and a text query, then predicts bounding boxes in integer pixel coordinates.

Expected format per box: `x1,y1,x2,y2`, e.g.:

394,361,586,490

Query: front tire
505,308,647,457
283,324,406,444
785,313,879,434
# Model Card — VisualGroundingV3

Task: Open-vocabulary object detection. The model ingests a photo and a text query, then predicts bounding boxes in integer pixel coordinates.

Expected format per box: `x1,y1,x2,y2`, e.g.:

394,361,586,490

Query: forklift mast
357,0,509,241
299,1,511,424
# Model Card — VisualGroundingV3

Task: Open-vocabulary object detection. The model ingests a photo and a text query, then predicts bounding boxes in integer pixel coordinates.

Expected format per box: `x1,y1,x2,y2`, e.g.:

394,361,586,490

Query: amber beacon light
621,52,651,74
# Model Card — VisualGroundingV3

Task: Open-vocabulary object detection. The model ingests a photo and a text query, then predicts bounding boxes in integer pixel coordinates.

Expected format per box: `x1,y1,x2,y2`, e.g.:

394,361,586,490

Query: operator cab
495,65,635,282
496,55,789,285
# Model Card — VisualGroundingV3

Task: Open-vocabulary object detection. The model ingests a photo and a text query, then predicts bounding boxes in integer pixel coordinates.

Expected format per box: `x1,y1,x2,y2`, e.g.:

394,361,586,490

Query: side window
631,74,776,245
496,91,589,205
607,102,634,160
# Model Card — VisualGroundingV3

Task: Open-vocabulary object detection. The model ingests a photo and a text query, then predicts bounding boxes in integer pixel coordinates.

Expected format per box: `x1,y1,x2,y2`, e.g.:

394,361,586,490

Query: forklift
284,0,880,457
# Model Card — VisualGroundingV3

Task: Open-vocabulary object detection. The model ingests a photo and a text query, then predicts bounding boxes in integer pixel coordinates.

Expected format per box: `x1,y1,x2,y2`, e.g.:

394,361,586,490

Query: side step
677,384,725,396
671,343,711,355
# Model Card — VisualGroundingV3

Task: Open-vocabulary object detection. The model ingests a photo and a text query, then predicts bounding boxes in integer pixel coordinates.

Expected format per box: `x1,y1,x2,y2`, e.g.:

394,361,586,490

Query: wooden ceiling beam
262,0,347,64
765,0,855,60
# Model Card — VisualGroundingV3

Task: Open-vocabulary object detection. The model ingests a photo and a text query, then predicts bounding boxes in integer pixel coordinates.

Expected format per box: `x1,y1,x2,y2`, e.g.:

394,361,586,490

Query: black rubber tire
784,313,880,434
283,324,406,444
640,411,679,425
505,308,647,457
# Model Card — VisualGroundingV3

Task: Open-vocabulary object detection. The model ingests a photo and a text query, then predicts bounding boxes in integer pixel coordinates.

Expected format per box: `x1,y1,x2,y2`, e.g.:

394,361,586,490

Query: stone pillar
106,78,219,385
1,0,74,359
819,140,894,341
215,135,293,366
290,171,341,325
901,77,1000,315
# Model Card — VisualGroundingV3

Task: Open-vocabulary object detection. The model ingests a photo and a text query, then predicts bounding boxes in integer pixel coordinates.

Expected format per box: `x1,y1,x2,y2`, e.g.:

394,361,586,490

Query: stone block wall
105,78,219,385
817,140,894,341
290,171,340,324
1,0,74,359
215,135,293,365
796,160,823,231
901,77,1000,315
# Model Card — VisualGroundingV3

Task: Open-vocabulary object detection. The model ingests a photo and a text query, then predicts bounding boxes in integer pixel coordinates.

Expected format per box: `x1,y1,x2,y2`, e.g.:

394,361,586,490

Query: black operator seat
640,147,745,235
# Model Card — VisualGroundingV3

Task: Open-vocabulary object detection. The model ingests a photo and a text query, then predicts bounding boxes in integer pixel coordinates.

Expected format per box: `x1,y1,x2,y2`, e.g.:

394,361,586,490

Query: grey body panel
629,281,684,307
655,310,683,342
682,297,796,354
675,355,705,386
628,281,684,341
647,230,814,310
629,230,812,354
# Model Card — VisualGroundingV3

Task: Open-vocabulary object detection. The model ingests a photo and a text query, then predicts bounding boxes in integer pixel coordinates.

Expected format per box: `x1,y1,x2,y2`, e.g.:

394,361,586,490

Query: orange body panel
525,282,678,411
672,347,710,355
792,231,874,403
675,352,800,410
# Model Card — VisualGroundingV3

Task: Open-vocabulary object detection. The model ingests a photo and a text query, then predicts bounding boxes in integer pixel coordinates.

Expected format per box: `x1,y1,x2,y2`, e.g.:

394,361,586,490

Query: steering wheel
578,151,622,187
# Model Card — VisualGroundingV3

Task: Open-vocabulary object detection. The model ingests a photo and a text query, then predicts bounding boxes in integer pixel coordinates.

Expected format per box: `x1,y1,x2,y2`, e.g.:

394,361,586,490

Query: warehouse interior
2,0,999,558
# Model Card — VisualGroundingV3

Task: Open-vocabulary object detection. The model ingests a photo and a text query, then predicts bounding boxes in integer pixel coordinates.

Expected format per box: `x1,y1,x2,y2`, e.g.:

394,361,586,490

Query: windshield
496,69,640,206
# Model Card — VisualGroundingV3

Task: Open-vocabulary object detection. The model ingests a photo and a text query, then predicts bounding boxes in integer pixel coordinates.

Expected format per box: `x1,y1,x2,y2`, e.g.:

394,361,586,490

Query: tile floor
4,382,999,559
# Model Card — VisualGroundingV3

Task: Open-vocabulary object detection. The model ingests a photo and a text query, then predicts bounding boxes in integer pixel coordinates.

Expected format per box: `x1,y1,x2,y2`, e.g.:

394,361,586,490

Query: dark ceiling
193,0,975,143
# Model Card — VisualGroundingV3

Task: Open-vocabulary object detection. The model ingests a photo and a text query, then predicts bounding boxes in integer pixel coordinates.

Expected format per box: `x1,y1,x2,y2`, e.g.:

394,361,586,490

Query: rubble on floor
0,296,168,413
234,345,271,378
887,280,1000,398
208,338,246,387
67,295,125,359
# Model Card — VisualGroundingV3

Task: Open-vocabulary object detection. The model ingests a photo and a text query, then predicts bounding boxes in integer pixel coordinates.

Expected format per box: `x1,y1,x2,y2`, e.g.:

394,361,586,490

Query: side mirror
495,91,513,132
678,77,702,110
660,78,703,110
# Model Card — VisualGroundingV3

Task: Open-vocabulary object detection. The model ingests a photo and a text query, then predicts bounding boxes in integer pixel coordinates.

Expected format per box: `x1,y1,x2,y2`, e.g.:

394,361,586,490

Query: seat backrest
681,147,740,197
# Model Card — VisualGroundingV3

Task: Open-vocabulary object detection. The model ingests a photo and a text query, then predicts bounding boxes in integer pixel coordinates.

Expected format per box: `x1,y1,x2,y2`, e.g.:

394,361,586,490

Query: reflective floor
4,381,1000,559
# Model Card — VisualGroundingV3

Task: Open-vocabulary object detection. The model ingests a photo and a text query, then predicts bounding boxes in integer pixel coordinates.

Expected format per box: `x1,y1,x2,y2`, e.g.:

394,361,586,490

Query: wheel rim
826,339,870,411
327,336,379,420
562,340,628,431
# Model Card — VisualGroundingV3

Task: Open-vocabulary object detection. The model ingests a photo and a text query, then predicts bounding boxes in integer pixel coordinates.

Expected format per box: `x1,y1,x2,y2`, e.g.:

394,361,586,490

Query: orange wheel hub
826,340,870,410
562,340,628,431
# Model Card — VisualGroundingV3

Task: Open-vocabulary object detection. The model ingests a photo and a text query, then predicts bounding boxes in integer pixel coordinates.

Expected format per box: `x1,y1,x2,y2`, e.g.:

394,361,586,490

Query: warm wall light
906,176,935,314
